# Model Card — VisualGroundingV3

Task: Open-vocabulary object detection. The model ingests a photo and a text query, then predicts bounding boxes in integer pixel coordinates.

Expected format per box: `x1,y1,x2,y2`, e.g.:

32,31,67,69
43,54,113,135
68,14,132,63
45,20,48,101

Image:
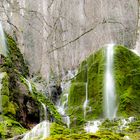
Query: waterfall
83,82,88,119
104,44,116,119
22,81,50,139
84,120,102,133
22,121,50,140
41,103,47,120
24,78,33,93
0,21,8,56
57,92,70,128
22,102,50,140
57,70,76,128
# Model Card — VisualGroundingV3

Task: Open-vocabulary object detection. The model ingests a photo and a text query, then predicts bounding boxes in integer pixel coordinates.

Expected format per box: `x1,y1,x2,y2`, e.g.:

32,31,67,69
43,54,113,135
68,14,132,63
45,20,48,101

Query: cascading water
22,121,50,140
83,82,88,119
57,70,76,128
84,120,102,133
104,44,117,119
22,101,50,140
24,78,33,93
0,21,8,56
41,103,47,120
22,79,50,139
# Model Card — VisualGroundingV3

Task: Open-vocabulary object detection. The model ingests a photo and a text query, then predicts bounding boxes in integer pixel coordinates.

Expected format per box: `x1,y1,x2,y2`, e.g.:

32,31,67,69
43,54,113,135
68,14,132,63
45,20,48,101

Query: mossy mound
46,122,123,140
68,47,105,126
5,33,29,77
46,117,140,140
114,46,140,117
0,34,63,139
68,45,140,127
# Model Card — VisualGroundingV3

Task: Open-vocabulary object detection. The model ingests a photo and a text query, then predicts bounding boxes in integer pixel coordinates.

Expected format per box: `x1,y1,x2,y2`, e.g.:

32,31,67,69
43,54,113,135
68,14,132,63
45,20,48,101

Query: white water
22,80,50,140
57,92,70,128
83,82,88,119
22,121,50,140
119,117,135,130
0,21,8,56
84,120,102,133
130,49,140,56
104,44,116,119
0,72,6,121
41,103,47,120
84,117,135,134
57,70,76,128
24,78,33,93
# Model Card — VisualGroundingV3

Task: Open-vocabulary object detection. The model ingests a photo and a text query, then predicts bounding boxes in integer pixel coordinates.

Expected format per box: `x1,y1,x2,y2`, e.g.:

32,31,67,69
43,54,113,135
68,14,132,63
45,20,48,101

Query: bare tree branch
48,20,126,53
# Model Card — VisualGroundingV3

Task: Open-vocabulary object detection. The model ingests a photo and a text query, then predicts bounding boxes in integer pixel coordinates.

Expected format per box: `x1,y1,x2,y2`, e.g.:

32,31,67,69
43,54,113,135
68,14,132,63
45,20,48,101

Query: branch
48,20,125,53
1,1,19,31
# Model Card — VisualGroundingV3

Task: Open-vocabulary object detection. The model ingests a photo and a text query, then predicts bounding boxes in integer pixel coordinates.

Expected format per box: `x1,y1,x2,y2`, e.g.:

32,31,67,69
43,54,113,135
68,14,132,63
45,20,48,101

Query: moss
50,123,70,136
0,116,27,139
114,45,140,117
29,83,63,125
95,131,122,140
73,60,87,83
125,118,140,133
87,48,105,119
47,123,89,140
4,102,17,115
1,72,9,96
2,95,9,107
67,82,85,126
68,45,140,127
0,34,29,77
5,34,29,77
46,122,123,140
68,48,105,126
68,82,85,107
99,117,140,139
128,132,140,140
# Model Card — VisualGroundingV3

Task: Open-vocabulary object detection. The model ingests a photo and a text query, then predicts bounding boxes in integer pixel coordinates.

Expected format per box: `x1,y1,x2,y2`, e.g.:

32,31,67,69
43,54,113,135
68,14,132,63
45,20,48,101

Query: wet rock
49,83,62,104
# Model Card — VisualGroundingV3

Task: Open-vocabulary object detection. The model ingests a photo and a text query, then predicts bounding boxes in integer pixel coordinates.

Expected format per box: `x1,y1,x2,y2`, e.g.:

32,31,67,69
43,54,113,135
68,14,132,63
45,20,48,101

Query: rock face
67,45,140,127
0,35,63,139
0,0,138,81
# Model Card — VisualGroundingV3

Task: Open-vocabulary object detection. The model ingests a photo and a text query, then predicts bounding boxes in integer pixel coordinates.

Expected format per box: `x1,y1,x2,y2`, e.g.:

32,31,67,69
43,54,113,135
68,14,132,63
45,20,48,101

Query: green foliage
0,116,27,139
50,123,70,136
67,82,86,126
68,45,140,127
1,72,9,96
114,46,140,117
0,72,18,117
30,84,64,125
46,122,123,140
5,34,29,77
68,48,105,126
98,117,140,139
95,131,122,140
87,48,105,119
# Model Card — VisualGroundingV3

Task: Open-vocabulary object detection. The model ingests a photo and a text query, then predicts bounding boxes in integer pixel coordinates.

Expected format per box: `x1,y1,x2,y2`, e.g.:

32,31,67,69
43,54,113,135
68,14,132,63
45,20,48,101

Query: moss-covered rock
31,84,63,125
46,122,123,140
0,116,27,139
68,48,105,126
114,46,140,117
68,45,140,127
5,34,29,77
68,82,85,126
0,34,39,138
0,33,63,139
